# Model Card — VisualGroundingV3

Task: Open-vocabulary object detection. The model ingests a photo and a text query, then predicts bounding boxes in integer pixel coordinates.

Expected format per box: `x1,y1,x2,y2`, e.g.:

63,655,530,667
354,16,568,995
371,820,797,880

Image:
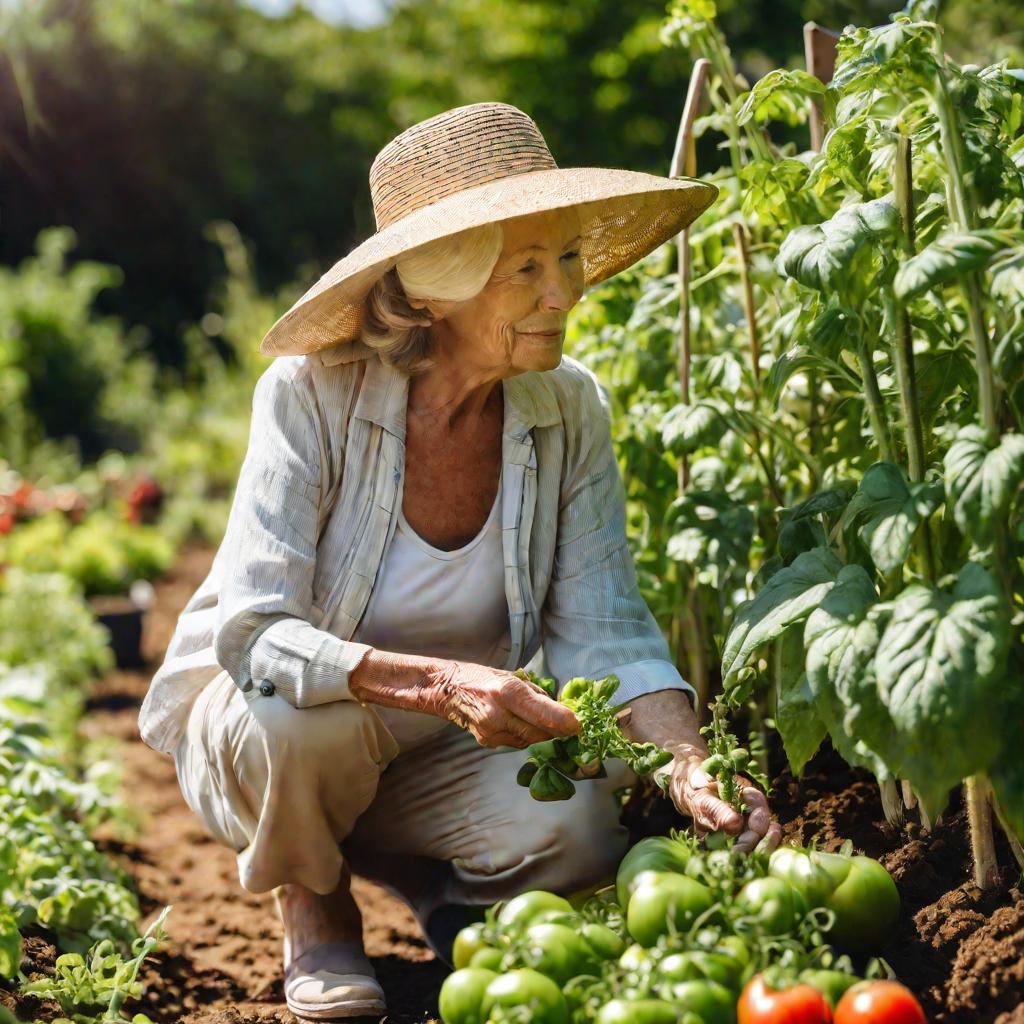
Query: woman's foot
274,873,386,1020
273,871,365,966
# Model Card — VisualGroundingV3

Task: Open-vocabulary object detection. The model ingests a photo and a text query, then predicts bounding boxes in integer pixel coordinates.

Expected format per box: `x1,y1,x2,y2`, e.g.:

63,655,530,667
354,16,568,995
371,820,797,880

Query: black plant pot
89,591,147,669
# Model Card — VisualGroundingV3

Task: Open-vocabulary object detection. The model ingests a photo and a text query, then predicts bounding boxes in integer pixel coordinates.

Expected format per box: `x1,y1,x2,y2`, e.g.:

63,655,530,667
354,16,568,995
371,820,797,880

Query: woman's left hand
667,756,783,854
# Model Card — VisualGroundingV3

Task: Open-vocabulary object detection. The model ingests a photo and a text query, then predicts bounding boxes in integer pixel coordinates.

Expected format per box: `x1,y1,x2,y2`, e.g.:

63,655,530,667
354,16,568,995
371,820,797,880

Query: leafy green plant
571,0,1024,889
19,907,169,1024
514,674,673,801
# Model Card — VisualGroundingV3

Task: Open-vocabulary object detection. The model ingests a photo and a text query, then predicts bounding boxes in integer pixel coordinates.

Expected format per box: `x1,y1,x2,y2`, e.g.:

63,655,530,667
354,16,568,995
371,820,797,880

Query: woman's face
432,206,586,377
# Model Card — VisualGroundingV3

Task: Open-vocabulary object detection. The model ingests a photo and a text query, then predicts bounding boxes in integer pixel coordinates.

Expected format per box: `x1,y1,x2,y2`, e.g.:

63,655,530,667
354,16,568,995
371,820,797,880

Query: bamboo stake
803,23,840,152
669,58,712,714
803,23,839,481
671,57,711,493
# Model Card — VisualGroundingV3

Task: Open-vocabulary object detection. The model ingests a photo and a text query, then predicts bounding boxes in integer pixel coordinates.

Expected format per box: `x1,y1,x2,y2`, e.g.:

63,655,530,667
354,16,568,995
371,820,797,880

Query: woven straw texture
261,102,718,358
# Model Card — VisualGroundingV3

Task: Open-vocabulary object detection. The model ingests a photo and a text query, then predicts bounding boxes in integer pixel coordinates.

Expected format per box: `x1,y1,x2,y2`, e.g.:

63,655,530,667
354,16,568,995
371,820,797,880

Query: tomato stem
966,775,1001,890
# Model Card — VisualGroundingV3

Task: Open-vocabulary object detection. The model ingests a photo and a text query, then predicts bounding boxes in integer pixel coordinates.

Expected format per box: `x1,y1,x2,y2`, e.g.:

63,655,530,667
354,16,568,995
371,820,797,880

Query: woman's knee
489,784,629,892
247,694,398,770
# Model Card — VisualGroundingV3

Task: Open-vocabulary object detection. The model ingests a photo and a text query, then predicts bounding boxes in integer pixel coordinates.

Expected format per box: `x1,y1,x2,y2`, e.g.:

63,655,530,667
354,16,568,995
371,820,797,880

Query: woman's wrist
619,689,709,764
348,648,452,714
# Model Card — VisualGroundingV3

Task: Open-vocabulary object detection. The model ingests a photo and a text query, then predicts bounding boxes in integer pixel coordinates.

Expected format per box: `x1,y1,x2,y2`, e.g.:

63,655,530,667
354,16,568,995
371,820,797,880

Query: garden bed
5,546,1021,1024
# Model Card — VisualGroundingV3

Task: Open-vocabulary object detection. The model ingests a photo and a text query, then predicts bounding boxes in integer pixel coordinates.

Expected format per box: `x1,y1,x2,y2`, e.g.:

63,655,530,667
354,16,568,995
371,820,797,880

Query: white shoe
283,942,387,1021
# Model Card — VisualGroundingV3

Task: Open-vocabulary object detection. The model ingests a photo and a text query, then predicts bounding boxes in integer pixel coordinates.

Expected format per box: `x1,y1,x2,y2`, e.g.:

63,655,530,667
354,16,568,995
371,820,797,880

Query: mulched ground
6,545,1024,1023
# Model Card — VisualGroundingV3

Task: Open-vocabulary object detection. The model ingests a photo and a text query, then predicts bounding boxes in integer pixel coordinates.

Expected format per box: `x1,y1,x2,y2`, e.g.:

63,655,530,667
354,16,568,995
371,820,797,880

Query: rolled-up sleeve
542,370,697,710
213,362,371,707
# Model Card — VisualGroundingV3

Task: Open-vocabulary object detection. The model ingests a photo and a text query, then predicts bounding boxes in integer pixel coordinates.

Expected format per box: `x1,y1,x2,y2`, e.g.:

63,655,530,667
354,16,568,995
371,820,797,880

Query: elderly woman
139,102,781,1020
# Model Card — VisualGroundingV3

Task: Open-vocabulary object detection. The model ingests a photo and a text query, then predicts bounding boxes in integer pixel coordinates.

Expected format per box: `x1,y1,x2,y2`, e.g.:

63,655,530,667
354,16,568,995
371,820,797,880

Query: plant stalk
966,775,1001,890
856,339,895,462
891,133,936,581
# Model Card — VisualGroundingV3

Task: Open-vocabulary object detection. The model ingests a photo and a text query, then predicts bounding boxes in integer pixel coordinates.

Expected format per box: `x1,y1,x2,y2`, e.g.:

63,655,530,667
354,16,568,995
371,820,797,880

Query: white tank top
353,485,510,667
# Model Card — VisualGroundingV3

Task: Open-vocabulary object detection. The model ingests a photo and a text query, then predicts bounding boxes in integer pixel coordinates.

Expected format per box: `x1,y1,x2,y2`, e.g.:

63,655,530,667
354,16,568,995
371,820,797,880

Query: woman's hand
422,661,579,748
348,650,579,748
666,755,782,854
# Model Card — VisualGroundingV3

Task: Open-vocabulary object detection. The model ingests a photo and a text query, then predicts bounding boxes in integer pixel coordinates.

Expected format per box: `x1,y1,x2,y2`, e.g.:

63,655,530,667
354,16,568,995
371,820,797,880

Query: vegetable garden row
1,0,1023,1021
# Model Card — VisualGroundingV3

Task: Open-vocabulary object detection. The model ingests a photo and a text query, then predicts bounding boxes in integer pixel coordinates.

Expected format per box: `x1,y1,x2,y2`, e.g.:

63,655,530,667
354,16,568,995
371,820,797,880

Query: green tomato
481,968,568,1024
453,924,490,970
438,968,497,1024
626,872,715,947
618,943,654,972
581,922,626,961
520,922,599,985
497,891,574,932
469,947,504,971
825,855,900,953
615,836,693,908
714,936,754,986
596,998,680,1024
669,979,736,1024
799,968,861,1010
735,877,797,935
769,847,840,907
656,950,740,989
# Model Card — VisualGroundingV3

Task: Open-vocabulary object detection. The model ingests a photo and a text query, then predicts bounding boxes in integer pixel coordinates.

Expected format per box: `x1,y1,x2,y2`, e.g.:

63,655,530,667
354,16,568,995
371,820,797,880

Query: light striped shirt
138,342,694,756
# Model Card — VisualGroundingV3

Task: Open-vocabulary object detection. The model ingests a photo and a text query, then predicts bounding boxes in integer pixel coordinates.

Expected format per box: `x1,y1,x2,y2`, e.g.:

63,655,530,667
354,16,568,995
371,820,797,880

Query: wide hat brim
260,166,718,358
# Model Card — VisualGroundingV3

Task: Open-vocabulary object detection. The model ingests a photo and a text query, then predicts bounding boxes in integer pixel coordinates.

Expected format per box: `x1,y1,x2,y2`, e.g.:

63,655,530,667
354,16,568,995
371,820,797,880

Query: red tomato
738,974,833,1024
835,981,926,1024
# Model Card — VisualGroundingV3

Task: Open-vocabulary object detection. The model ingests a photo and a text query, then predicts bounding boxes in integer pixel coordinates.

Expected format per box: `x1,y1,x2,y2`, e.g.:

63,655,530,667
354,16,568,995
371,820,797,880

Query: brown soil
9,543,1024,1023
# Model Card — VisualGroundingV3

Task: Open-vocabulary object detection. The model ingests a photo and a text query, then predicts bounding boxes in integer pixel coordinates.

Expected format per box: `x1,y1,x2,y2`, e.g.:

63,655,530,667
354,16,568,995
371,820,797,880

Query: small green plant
515,673,673,801
20,906,170,1024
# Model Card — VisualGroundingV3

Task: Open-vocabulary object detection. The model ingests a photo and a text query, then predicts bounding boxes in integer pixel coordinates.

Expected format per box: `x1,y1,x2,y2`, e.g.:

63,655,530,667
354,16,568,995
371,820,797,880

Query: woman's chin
515,334,564,372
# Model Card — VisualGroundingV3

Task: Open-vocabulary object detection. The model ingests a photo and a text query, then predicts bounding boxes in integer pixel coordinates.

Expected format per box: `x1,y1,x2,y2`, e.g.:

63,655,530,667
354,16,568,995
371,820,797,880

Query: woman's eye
517,252,578,274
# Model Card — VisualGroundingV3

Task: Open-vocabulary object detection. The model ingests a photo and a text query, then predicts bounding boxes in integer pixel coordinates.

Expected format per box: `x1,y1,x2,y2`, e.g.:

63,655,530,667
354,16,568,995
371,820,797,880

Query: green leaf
873,563,1011,818
804,565,894,780
739,159,810,221
775,631,826,777
722,548,843,688
0,907,21,979
665,491,754,586
659,401,727,455
990,702,1024,842
894,230,1011,301
736,68,827,127
777,199,898,296
766,348,820,407
944,425,1024,544
841,462,942,573
779,518,826,565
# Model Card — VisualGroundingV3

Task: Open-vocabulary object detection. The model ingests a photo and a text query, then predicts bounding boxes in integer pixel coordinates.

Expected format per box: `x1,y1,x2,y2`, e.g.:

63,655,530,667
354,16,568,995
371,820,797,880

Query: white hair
360,222,504,373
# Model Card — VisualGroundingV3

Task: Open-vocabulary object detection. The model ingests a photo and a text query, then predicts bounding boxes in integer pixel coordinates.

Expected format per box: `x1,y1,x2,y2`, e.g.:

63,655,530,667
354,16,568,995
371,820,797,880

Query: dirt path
83,546,446,1024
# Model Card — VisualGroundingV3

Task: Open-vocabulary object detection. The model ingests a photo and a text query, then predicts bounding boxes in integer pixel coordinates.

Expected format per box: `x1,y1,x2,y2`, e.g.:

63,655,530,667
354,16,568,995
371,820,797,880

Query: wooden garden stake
669,58,711,713
803,23,839,152
671,57,710,492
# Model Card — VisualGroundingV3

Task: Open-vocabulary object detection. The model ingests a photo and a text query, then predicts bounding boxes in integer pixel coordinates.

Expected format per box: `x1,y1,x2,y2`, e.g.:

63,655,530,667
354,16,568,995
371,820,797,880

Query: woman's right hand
348,650,579,748
421,661,579,748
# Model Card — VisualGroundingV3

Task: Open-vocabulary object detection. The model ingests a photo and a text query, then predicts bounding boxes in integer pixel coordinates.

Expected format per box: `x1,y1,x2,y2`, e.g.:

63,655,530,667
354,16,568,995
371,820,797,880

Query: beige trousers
173,670,631,903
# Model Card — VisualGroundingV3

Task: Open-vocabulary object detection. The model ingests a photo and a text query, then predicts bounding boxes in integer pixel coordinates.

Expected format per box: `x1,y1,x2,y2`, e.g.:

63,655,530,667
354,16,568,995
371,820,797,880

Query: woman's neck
409,339,506,429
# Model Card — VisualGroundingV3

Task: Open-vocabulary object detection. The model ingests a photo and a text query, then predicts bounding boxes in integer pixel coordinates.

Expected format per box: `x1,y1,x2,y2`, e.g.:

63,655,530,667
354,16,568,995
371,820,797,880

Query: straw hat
260,102,718,358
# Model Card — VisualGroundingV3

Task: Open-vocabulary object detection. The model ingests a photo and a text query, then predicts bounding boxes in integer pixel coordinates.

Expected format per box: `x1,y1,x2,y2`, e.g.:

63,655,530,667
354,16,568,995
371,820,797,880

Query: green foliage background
4,0,1018,373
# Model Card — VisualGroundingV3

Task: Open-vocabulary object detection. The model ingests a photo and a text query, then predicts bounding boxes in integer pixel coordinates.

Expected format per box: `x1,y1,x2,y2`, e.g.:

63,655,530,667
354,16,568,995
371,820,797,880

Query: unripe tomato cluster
439,834,925,1024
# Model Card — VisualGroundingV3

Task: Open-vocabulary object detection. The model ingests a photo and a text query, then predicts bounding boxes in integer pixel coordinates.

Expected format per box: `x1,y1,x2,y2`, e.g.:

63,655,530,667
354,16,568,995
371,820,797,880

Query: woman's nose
539,267,578,311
